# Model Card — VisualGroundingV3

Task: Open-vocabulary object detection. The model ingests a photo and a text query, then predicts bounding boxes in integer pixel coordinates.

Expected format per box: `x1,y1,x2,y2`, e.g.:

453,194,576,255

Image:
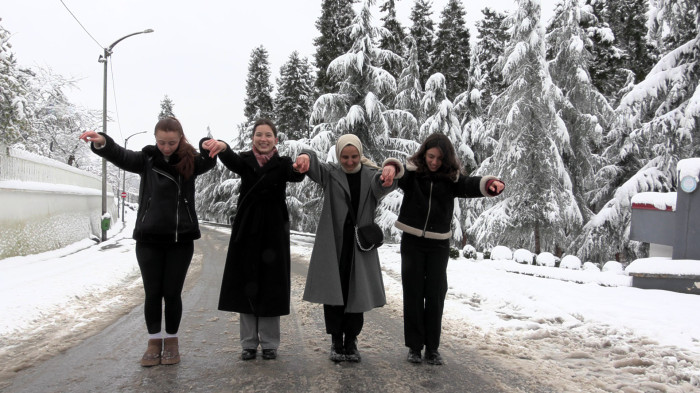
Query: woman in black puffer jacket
80,117,216,367
395,133,504,365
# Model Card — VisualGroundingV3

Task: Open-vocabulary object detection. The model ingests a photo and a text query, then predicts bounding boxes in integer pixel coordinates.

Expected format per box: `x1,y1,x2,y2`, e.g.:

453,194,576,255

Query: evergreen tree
379,0,407,79
409,0,435,87
274,51,315,140
473,7,509,110
243,46,274,122
547,0,614,224
648,0,699,55
158,95,175,119
582,0,630,104
468,0,582,254
607,0,656,83
309,0,402,161
313,0,356,95
574,0,700,262
430,0,471,100
387,36,422,139
0,21,31,145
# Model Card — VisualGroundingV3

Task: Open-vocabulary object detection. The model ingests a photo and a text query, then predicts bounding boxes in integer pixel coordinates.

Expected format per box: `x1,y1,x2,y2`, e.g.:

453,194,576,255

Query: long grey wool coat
301,149,404,313
217,148,305,317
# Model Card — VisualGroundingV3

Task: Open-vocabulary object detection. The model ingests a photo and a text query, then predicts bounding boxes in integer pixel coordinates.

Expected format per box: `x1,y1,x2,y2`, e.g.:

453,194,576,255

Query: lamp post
98,29,153,241
122,131,147,222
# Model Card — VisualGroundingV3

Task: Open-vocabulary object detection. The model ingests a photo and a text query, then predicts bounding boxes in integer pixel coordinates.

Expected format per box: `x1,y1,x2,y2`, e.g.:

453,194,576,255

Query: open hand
293,154,310,173
79,131,105,147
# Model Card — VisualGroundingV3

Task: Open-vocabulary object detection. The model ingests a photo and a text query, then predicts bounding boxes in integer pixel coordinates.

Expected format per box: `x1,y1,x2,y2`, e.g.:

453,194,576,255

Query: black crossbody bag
343,192,384,252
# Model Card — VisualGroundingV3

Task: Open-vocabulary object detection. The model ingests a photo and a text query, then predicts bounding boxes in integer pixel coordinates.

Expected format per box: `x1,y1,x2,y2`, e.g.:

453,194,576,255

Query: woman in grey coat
293,134,404,362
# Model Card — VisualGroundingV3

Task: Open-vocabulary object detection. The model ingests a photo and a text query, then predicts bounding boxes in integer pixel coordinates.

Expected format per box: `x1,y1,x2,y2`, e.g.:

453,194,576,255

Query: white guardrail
0,145,117,260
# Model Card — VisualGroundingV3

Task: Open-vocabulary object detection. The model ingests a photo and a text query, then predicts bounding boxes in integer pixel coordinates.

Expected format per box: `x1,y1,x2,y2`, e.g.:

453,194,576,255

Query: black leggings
135,241,193,334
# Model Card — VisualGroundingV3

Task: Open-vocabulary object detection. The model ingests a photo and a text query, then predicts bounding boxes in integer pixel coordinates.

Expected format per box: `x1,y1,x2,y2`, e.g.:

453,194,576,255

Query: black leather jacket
91,132,216,243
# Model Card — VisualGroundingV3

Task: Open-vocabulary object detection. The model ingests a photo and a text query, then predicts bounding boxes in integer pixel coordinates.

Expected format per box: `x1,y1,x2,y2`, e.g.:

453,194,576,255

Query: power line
59,0,103,50
109,63,124,140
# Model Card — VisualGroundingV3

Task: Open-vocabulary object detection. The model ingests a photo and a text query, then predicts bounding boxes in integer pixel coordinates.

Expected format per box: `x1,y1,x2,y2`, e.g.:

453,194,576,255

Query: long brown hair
408,133,462,180
154,117,197,180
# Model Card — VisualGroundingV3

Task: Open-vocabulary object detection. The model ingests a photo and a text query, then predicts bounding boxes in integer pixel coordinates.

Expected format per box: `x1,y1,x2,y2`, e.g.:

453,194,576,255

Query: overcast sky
3,0,555,150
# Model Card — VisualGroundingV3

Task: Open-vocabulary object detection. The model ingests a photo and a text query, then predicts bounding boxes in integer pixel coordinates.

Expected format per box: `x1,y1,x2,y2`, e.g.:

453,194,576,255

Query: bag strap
237,173,267,209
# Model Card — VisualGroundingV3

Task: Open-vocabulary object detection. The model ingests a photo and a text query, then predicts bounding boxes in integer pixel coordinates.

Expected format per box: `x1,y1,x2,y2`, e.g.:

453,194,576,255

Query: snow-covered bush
560,255,582,270
449,247,460,259
490,246,513,260
602,261,624,274
513,249,533,264
582,262,601,272
483,250,491,259
462,244,477,259
535,252,556,267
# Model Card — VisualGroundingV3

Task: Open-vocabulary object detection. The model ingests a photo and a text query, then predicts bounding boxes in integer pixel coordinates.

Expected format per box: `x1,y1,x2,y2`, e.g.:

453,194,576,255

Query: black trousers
135,240,193,334
400,233,449,351
323,219,364,338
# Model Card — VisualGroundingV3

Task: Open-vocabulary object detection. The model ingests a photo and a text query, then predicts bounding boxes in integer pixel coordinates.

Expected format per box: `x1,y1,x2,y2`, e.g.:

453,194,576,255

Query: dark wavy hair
408,133,462,180
252,117,278,137
154,117,198,180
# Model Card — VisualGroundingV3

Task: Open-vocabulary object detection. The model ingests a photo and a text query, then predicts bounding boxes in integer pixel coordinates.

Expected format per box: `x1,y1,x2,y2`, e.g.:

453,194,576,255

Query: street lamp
122,131,147,222
98,29,154,241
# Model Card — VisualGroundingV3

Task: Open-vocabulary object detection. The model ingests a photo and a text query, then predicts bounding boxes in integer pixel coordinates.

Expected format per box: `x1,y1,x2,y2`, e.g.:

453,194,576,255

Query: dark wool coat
301,149,403,313
217,148,305,317
91,132,216,243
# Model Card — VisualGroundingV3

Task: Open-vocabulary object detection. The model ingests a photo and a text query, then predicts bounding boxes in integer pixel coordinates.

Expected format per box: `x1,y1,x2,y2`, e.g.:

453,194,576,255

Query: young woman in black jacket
80,117,216,367
394,133,504,365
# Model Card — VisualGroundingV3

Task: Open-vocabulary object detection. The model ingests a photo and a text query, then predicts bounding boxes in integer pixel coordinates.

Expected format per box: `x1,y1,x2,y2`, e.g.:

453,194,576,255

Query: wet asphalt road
2,226,556,393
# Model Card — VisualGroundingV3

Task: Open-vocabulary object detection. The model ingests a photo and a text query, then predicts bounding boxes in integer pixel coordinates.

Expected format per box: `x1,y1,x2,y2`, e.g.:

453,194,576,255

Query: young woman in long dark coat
80,117,217,367
395,133,504,365
203,118,305,361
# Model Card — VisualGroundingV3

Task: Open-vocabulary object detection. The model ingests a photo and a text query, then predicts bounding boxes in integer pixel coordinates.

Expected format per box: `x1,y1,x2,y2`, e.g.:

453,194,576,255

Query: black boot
425,349,443,365
407,348,422,363
344,336,361,363
329,334,345,362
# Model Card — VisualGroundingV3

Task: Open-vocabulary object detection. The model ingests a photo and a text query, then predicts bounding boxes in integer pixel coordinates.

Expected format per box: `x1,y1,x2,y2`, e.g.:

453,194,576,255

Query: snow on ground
2,212,700,389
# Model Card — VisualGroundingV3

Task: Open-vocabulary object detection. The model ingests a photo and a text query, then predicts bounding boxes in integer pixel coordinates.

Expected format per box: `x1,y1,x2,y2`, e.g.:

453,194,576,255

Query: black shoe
262,349,277,360
329,341,345,362
407,349,422,363
344,337,361,363
241,349,256,360
425,349,443,365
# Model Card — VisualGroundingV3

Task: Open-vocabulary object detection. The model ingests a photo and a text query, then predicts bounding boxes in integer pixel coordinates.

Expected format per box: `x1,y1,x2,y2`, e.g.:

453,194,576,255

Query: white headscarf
335,134,378,173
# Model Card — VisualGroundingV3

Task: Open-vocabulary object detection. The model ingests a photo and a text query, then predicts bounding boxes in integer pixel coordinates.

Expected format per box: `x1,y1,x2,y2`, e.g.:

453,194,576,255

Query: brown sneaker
141,338,162,367
161,337,180,365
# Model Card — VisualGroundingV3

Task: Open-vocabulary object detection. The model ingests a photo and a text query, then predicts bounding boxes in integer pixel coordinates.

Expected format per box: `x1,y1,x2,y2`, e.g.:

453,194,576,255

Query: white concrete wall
0,145,117,259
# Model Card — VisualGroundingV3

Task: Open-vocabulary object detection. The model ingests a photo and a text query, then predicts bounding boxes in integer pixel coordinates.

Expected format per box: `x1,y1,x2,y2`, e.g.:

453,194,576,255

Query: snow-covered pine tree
409,0,435,88
274,51,315,140
430,0,471,101
606,0,656,83
313,0,356,95
457,48,493,167
0,21,31,145
547,0,614,223
473,7,509,111
468,0,582,254
158,95,175,120
648,0,699,55
243,46,274,123
308,0,402,161
379,0,407,79
386,36,422,140
582,0,630,105
572,0,699,262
